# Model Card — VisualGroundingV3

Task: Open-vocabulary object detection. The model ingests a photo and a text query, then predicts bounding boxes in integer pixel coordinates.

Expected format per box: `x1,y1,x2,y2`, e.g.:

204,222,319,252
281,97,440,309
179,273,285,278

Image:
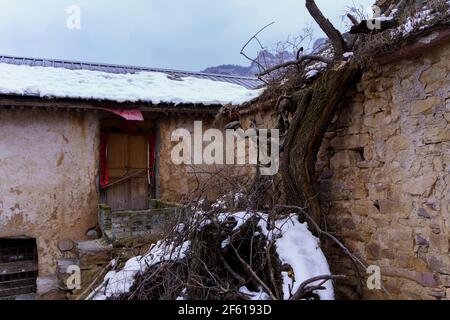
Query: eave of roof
0,94,221,115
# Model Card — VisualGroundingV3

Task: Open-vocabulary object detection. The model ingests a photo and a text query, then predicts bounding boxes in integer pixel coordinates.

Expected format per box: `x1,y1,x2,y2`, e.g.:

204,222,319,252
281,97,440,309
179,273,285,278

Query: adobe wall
157,115,254,203
317,41,450,299
0,109,100,275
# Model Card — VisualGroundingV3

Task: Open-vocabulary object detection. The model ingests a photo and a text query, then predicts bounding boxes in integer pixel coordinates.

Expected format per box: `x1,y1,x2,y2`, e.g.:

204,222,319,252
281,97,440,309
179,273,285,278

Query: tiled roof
0,55,262,90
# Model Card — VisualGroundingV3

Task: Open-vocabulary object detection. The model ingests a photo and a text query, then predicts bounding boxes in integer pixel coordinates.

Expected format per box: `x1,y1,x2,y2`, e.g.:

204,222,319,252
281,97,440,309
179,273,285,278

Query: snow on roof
0,55,262,89
0,62,264,106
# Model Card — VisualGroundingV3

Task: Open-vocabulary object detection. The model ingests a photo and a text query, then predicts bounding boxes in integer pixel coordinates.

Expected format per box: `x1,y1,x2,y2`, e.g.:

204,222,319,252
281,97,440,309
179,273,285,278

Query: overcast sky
0,0,374,71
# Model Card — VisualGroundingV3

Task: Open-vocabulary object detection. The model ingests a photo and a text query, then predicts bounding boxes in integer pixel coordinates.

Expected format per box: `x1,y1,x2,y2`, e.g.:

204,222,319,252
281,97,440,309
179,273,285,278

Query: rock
75,240,112,269
366,242,381,260
426,256,450,274
364,98,387,116
429,289,446,299
330,134,370,150
382,267,439,287
420,67,447,85
414,235,429,247
423,127,450,144
418,207,432,219
430,224,440,234
404,173,437,196
330,151,362,170
444,112,450,123
386,135,411,153
357,160,382,168
420,272,439,287
86,227,100,240
410,97,441,115
58,239,74,252
37,276,57,295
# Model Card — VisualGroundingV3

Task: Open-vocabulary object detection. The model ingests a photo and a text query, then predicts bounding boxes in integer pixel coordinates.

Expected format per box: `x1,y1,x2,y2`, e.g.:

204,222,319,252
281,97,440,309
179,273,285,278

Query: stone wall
317,41,450,299
99,200,179,246
0,109,100,275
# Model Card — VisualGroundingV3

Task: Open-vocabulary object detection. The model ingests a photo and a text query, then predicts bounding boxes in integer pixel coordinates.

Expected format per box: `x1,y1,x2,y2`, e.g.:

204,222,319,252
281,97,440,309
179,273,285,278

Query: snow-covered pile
88,240,190,300
391,1,450,36
0,63,263,105
89,211,333,300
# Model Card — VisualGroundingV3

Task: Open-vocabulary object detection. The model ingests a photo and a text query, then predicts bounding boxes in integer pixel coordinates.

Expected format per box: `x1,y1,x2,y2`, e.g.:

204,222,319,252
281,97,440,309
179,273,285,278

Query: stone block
330,134,370,150
330,151,362,170
75,240,112,269
410,97,441,115
420,67,447,85
58,239,74,252
423,127,450,144
403,173,438,196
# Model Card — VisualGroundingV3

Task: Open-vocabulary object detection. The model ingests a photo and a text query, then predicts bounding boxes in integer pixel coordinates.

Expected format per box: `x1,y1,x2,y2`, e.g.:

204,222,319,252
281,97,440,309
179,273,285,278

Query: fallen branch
289,274,346,300
230,242,277,300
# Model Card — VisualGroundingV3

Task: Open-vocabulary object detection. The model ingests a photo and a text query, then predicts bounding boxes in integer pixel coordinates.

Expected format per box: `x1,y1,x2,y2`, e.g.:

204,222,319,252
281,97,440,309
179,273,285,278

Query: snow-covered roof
0,56,264,106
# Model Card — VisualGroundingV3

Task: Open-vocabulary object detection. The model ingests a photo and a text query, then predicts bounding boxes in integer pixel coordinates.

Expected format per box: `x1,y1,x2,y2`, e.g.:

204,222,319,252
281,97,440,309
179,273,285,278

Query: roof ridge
0,54,260,81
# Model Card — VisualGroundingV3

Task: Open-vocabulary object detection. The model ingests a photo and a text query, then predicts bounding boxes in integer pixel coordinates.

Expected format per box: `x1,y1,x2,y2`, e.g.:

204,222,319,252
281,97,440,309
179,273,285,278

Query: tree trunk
282,61,360,227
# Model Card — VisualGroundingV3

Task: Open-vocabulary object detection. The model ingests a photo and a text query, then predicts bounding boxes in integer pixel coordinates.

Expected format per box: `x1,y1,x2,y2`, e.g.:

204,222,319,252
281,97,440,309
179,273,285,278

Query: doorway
107,133,149,210
100,119,156,211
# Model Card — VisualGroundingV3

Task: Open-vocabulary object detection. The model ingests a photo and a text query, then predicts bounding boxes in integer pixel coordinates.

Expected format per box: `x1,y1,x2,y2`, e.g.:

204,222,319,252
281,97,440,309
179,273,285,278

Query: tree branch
257,54,332,77
347,13,359,26
305,0,347,59
240,22,275,74
289,275,346,300
230,243,277,300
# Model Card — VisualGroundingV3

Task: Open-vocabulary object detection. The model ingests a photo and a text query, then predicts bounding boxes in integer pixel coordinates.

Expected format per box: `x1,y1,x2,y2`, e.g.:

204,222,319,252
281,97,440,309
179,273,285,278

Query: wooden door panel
106,133,149,211
107,182,129,211
108,133,128,175
130,177,148,210
129,135,148,169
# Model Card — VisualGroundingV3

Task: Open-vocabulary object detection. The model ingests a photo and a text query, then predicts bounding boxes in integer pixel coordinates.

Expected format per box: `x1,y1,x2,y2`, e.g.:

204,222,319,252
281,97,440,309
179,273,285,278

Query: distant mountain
202,50,295,77
312,38,328,51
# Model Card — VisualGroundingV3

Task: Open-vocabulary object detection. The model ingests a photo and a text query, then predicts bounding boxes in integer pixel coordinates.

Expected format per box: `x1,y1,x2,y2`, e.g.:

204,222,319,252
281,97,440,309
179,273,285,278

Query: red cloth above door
101,108,144,121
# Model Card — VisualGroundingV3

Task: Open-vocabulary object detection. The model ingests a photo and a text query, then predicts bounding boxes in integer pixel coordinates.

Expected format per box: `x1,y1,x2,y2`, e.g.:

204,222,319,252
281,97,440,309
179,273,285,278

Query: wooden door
107,133,149,211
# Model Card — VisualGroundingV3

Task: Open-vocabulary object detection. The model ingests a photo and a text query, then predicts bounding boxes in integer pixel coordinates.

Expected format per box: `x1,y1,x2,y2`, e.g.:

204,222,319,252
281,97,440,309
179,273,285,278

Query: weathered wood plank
0,261,38,275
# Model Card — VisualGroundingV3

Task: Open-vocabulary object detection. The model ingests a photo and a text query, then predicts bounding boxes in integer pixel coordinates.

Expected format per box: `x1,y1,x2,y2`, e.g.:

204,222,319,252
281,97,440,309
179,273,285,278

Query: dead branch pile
104,186,339,301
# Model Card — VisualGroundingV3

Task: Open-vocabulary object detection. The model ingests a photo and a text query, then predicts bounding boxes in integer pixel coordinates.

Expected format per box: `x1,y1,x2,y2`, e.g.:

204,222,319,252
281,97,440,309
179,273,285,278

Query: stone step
74,240,112,270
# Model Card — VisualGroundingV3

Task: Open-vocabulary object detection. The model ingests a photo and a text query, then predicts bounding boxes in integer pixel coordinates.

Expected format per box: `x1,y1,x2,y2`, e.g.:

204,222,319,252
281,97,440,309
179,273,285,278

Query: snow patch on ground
239,286,270,300
89,240,189,300
0,63,263,106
